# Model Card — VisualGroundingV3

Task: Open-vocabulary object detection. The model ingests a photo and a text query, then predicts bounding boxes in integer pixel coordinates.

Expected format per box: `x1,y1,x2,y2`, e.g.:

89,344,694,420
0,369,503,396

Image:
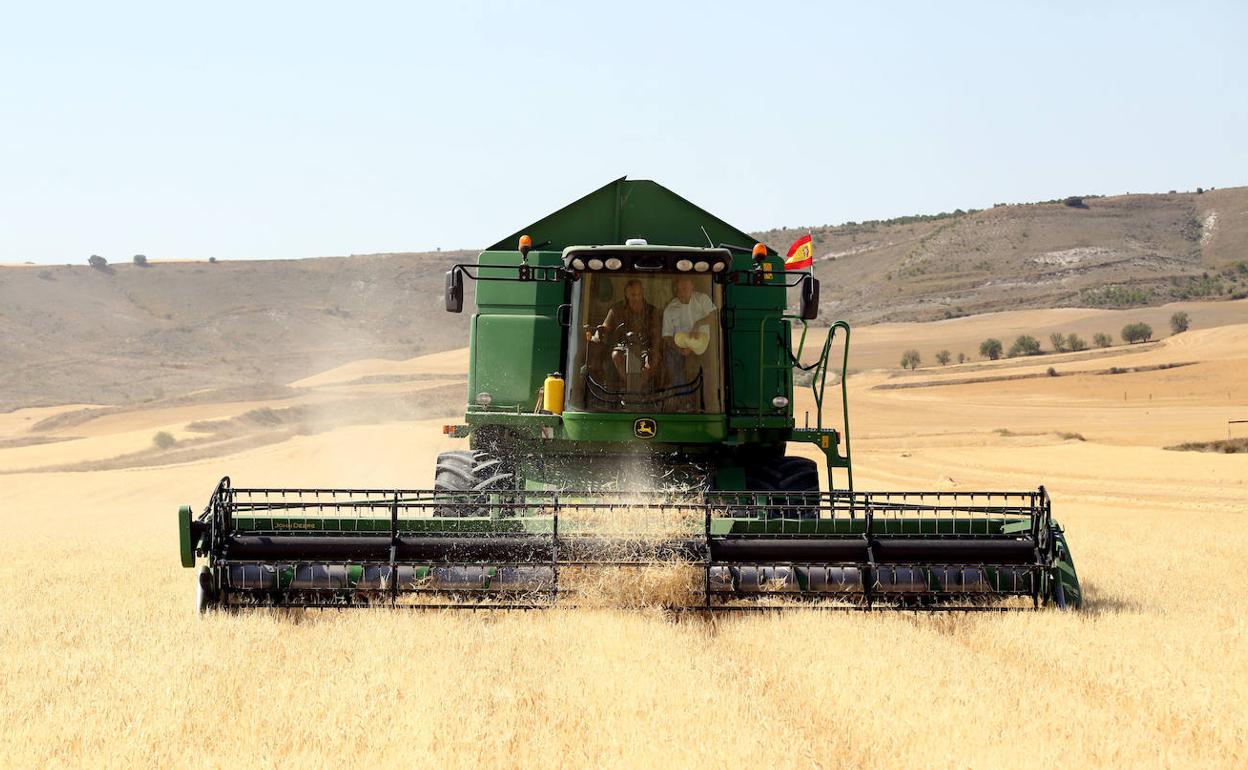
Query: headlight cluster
565,251,730,274
674,258,724,273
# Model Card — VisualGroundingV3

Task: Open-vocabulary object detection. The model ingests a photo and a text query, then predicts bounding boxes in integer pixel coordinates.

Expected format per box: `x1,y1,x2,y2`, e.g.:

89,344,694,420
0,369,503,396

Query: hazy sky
2,1,1244,263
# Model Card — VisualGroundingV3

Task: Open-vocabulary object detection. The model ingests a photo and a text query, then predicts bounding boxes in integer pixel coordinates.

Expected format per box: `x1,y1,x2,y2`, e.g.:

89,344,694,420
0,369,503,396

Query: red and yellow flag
784,234,814,271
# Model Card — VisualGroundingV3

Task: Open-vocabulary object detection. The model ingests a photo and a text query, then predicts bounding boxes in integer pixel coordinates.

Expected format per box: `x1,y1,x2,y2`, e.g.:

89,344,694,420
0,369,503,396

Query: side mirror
800,275,820,320
445,268,464,313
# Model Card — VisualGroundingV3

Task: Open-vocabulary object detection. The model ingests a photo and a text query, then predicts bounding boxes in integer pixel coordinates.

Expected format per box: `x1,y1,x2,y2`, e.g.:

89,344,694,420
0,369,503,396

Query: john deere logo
633,418,657,439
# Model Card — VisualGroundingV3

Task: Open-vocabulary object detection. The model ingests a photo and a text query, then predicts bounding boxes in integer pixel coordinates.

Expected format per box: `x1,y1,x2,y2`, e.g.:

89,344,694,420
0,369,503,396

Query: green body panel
465,410,563,439
467,250,565,410
561,412,726,443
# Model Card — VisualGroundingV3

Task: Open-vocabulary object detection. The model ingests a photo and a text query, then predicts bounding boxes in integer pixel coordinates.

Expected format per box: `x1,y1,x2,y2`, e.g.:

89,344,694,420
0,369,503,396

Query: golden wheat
4,320,1247,768
2,482,1244,769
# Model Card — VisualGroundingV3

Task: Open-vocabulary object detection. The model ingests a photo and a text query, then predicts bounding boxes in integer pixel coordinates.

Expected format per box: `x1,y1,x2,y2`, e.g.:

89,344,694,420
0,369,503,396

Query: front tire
744,456,820,519
433,449,514,516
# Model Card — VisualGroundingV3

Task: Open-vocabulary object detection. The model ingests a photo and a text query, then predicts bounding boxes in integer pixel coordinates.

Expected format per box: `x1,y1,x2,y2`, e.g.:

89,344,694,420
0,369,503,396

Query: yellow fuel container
542,372,565,415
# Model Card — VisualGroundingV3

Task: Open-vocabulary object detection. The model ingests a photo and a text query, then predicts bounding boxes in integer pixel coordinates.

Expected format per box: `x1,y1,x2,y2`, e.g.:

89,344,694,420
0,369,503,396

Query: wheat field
2,310,1246,769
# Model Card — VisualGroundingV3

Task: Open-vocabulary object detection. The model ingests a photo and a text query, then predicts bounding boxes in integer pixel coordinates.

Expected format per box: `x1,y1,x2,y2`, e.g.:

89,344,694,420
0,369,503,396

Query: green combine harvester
179,177,1082,612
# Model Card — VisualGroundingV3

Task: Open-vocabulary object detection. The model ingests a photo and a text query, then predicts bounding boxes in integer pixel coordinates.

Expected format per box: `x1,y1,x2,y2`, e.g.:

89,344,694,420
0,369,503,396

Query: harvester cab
180,177,1082,612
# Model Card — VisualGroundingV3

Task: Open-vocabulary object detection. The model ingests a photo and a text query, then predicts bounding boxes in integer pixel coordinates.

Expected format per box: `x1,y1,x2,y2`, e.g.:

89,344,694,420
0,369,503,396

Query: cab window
567,273,723,414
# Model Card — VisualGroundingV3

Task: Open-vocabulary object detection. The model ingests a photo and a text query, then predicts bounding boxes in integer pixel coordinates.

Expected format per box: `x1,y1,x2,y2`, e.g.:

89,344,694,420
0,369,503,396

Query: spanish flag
785,234,814,271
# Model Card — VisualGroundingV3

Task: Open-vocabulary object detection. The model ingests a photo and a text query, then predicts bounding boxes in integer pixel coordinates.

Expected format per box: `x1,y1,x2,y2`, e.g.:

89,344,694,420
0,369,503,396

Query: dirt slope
0,251,473,411
755,186,1248,323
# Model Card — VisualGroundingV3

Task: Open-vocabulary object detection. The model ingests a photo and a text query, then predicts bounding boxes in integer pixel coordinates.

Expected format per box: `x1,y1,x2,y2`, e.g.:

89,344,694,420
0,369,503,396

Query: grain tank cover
488,177,777,256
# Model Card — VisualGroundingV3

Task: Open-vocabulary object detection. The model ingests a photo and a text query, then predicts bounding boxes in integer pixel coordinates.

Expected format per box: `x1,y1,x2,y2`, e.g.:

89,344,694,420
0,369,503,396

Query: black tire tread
742,455,820,519
433,449,515,516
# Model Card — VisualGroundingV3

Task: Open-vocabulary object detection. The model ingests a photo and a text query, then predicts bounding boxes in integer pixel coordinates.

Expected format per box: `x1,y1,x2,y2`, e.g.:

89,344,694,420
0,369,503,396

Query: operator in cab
592,278,660,390
662,275,716,403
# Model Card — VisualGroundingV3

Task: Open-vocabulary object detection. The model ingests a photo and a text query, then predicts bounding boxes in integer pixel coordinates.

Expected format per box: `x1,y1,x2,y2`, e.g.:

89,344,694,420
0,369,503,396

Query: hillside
3,186,1246,412
0,252,473,412
754,186,1248,323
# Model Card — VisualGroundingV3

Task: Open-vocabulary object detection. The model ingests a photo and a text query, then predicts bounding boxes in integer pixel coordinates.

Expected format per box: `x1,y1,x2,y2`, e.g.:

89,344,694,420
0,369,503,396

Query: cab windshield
567,272,723,414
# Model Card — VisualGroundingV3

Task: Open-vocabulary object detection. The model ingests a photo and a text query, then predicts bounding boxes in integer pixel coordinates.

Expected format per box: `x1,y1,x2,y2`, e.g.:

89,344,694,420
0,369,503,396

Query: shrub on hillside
133,254,148,267
88,254,108,270
1170,311,1190,334
979,338,1003,360
1093,332,1113,348
152,431,177,450
1008,335,1042,357
957,352,966,364
900,350,921,370
935,350,951,366
1049,333,1067,352
1067,333,1087,352
1122,322,1154,344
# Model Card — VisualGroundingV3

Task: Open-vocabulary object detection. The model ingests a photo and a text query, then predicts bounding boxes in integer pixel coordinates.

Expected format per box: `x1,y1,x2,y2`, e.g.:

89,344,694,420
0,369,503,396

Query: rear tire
434,449,514,516
744,456,820,519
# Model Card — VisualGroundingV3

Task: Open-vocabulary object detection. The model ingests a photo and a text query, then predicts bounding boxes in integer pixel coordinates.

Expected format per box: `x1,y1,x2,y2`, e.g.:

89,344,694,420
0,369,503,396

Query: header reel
182,477,1080,613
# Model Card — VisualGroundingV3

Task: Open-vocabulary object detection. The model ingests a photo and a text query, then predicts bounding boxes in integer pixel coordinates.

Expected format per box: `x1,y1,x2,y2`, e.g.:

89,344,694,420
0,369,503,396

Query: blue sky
2,1,1244,263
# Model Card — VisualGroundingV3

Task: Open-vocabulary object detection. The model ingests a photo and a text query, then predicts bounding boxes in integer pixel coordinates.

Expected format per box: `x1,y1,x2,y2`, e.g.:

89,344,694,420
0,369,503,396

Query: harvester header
179,177,1082,612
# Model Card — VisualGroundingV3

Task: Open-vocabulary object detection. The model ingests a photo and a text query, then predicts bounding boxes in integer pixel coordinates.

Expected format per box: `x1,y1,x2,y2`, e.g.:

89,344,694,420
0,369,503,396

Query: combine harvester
179,178,1081,612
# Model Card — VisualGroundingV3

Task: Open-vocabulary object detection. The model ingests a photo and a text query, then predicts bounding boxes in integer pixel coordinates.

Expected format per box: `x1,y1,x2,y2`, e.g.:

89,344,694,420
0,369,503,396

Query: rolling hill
754,186,1248,323
2,186,1245,411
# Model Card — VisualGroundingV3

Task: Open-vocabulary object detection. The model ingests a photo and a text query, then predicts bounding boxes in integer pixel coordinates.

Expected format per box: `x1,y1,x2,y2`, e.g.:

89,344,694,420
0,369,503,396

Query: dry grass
559,562,704,610
553,497,706,609
3,481,1244,769
2,518,1245,769
1166,437,1248,453
3,313,1248,768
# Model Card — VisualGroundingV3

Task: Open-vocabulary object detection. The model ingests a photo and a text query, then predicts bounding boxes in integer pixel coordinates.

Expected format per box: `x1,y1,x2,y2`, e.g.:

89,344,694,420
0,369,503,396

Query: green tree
1093,332,1113,348
935,350,951,366
1169,311,1190,334
900,349,922,370
1008,335,1042,357
1122,322,1154,343
1067,333,1087,352
979,338,1003,360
